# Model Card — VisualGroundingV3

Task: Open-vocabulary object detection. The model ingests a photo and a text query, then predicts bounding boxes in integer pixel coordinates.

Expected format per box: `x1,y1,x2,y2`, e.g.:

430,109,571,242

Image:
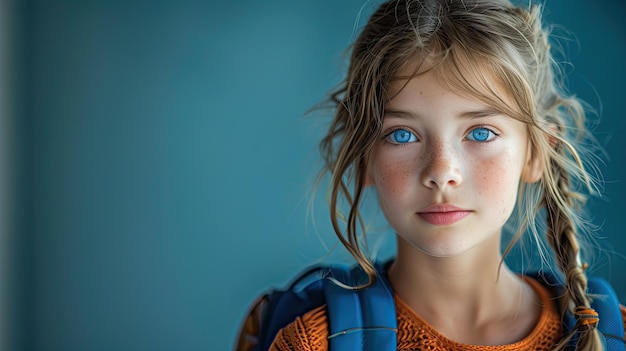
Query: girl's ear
522,124,559,184
363,160,375,187
363,171,375,187
522,141,543,184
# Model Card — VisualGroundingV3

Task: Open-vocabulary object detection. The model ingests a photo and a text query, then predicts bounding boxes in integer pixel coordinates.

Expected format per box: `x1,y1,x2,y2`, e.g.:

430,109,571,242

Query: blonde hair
319,0,602,349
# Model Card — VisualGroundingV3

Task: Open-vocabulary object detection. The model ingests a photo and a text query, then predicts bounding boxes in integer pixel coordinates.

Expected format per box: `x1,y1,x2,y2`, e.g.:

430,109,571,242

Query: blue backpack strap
324,262,397,351
256,265,331,351
587,276,625,350
531,271,625,350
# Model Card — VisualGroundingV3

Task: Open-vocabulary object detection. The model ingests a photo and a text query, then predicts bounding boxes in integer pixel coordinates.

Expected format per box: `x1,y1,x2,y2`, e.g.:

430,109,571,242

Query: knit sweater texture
269,277,626,351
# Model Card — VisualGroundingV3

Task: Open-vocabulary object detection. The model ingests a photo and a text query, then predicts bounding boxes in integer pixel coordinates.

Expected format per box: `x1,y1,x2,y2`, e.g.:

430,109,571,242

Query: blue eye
386,129,417,144
466,127,496,142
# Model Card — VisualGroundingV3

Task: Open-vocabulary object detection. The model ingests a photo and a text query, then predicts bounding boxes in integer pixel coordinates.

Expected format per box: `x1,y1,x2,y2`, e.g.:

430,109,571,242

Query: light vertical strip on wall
0,0,14,349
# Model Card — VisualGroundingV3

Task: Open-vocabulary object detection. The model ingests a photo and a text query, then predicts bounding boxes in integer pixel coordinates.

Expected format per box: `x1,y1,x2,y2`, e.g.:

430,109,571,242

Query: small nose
420,143,463,189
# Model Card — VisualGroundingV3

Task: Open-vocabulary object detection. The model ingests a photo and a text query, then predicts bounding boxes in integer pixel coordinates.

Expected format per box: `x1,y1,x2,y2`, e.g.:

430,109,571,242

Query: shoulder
527,273,626,347
269,305,329,351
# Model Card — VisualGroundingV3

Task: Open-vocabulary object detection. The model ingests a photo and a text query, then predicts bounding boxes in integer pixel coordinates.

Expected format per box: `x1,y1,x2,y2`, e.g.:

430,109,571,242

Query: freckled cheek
472,153,522,215
373,155,419,197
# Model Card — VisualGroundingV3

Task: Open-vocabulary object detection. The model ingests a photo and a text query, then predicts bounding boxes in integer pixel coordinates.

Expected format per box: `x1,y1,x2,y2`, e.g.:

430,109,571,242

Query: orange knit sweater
269,278,626,351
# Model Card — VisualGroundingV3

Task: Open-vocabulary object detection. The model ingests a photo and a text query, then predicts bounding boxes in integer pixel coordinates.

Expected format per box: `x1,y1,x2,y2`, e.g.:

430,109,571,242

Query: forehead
387,52,519,116
386,71,493,114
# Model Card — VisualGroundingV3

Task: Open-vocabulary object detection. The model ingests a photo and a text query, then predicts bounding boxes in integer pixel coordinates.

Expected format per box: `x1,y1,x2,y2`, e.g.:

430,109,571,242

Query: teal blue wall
11,0,625,350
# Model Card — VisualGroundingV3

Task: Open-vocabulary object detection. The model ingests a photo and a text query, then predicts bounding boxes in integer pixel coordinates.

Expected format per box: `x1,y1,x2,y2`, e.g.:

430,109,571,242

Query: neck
389,232,511,292
387,234,538,344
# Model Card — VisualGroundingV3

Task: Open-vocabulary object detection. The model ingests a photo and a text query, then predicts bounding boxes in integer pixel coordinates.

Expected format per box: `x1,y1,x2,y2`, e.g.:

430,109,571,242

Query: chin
399,232,493,259
416,245,472,258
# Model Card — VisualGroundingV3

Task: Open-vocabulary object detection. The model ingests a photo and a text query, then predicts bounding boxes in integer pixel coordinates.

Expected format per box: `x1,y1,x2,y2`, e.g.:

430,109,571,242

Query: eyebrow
383,108,504,120
458,108,504,119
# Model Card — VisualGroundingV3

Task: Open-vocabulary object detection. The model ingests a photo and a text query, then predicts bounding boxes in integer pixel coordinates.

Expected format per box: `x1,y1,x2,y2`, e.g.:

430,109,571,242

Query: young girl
267,0,626,350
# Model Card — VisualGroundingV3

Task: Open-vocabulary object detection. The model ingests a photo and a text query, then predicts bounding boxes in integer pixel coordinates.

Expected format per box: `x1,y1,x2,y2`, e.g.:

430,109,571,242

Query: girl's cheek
475,159,503,192
376,158,413,195
473,153,522,215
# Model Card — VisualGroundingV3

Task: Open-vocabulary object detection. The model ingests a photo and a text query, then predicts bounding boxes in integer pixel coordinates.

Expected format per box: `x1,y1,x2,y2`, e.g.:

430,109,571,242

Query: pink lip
417,204,472,226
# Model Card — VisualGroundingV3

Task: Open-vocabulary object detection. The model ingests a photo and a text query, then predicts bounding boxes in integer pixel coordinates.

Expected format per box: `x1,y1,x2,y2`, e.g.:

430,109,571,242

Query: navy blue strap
317,266,623,351
587,276,625,350
536,273,625,350
324,264,397,351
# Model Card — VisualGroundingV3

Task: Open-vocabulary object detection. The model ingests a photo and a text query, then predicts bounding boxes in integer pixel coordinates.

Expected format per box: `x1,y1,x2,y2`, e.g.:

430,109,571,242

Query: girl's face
366,71,539,258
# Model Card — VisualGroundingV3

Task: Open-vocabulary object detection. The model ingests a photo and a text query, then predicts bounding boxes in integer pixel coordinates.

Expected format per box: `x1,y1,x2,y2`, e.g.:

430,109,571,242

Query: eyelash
381,126,500,145
382,128,418,145
464,126,499,143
